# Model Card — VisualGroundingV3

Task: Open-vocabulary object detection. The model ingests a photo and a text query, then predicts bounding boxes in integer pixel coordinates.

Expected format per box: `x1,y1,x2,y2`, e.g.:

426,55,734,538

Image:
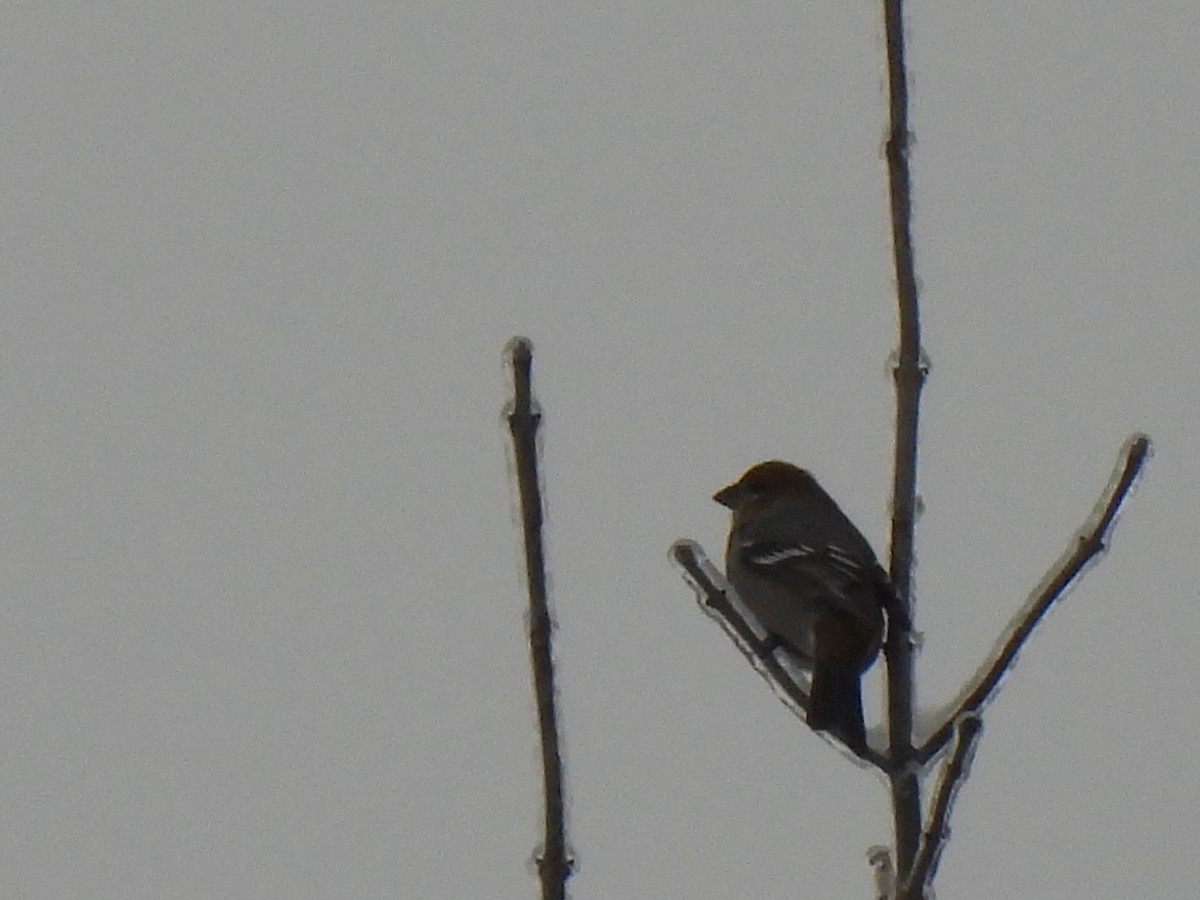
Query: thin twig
505,337,571,900
881,0,925,878
916,435,1151,763
899,715,983,900
868,845,895,900
671,540,889,769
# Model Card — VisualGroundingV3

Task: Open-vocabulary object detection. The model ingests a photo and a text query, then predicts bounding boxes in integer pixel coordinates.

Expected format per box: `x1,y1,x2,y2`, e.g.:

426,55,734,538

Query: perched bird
714,461,895,750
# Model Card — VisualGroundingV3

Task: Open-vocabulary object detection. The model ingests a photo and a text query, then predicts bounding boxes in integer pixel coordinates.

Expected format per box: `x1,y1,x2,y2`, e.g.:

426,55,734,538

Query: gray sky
3,2,1198,898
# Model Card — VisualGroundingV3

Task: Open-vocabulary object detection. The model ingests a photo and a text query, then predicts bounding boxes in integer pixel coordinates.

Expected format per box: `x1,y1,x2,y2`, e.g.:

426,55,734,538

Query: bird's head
713,460,817,510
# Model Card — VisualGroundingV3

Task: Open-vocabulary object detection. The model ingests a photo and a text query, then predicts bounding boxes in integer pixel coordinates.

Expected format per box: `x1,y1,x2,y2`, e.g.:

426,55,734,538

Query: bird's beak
713,483,740,509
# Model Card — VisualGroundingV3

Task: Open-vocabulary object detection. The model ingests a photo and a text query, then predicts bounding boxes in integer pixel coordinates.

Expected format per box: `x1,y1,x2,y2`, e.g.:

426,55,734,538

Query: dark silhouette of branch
916,435,1152,764
671,540,889,769
505,337,571,900
899,715,983,900
881,0,925,878
663,3,1153,896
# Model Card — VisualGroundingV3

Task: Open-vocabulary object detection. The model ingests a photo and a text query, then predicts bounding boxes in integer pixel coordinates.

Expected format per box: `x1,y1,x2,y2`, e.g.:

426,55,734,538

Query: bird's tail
808,660,867,751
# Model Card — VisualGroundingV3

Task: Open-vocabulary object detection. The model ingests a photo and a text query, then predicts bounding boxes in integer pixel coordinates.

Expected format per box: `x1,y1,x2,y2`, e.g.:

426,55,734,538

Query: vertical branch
506,338,571,900
881,0,925,881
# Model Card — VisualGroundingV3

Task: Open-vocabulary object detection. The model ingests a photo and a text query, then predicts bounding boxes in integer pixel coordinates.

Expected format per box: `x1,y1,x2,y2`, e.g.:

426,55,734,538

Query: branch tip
505,335,534,365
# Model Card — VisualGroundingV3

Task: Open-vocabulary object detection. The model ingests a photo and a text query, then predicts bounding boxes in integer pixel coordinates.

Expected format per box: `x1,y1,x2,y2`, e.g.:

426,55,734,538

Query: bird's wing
736,540,871,597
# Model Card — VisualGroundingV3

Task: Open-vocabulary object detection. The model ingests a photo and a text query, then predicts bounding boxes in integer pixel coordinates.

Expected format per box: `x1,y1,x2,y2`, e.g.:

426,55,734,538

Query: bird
714,461,895,750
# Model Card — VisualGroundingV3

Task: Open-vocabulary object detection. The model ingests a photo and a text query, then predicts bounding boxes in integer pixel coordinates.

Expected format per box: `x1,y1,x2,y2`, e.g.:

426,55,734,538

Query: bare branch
504,337,572,900
916,434,1152,763
900,715,983,900
881,0,925,876
671,540,889,769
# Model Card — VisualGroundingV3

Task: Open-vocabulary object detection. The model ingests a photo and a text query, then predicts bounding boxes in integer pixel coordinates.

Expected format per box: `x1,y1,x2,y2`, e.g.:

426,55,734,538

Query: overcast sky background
3,1,1198,898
